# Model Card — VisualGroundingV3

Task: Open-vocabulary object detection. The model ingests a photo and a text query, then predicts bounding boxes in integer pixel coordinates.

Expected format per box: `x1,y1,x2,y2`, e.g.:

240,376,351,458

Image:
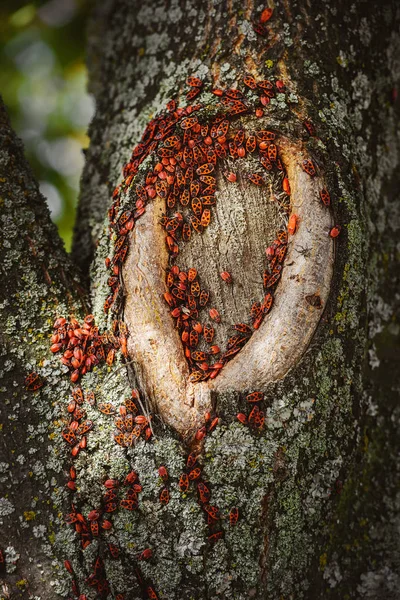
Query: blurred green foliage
0,0,93,251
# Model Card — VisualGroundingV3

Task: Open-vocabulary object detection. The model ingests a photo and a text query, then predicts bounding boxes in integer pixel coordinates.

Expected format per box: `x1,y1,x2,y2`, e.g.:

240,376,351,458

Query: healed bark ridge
123,134,333,439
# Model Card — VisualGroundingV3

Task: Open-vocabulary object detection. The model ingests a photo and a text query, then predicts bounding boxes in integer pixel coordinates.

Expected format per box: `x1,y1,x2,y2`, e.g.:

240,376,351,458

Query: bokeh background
0,0,93,251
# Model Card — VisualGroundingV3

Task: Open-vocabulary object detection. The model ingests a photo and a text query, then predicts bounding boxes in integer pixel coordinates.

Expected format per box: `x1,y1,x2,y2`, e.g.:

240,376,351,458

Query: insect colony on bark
43,70,336,597
103,67,337,386
40,9,338,590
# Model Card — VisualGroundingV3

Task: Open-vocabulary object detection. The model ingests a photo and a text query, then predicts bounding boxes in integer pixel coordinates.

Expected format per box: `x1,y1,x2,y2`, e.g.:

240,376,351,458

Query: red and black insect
229,507,239,526
159,487,170,505
25,372,44,391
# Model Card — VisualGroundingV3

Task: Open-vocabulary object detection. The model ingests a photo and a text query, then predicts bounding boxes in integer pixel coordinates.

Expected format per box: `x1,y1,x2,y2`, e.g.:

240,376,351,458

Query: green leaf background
0,0,92,251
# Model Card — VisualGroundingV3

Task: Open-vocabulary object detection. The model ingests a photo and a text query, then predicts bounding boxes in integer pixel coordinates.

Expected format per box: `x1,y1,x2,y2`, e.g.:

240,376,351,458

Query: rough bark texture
1,1,400,599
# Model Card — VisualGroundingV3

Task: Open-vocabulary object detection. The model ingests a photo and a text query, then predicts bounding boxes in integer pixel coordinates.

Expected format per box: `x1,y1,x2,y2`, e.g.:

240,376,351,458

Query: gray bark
0,1,399,599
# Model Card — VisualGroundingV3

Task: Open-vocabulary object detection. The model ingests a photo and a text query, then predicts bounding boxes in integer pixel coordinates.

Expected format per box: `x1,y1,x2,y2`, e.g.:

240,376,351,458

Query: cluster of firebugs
57,388,266,600
103,70,337,384
24,29,340,595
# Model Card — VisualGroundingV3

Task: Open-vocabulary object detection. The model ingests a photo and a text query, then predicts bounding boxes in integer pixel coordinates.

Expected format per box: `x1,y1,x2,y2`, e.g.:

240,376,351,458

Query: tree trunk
1,1,399,599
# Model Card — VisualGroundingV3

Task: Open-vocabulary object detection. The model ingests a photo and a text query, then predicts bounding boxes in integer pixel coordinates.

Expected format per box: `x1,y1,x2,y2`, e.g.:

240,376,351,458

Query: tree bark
1,1,400,599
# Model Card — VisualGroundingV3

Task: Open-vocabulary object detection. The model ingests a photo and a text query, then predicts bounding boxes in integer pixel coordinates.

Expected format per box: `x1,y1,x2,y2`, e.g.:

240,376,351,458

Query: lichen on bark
0,0,399,599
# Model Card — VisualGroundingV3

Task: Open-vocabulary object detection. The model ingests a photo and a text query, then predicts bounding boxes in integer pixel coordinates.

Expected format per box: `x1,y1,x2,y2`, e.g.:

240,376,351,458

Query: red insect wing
254,410,265,429
319,189,331,206
223,345,242,359
267,143,277,161
146,587,159,600
179,473,189,492
225,88,244,100
250,302,262,320
201,195,216,206
104,502,118,513
188,467,201,480
155,180,168,198
220,271,233,283
190,281,200,297
114,417,126,432
248,173,265,186
187,294,197,311
257,79,273,90
189,370,204,383
201,209,211,227
138,548,153,561
72,387,84,404
191,197,203,217
166,99,176,112
179,188,190,206
183,145,194,165
180,116,199,130
186,452,198,468
182,223,191,241
114,432,126,447
228,142,239,159
77,420,94,436
62,429,76,445
201,184,216,195
246,391,263,403
234,323,253,335
214,142,227,158
246,135,257,153
86,391,96,406
282,177,291,194
190,215,203,233
199,290,209,306
125,398,138,413
265,270,282,288
189,330,199,348
190,181,200,197
197,482,211,503
186,76,203,87
163,135,180,148
159,487,170,505
158,466,169,481
248,405,260,425
158,148,174,159
302,159,316,176
125,470,138,485
120,498,138,511
203,324,215,343
229,507,239,526
276,244,287,263
124,414,134,432
257,130,276,141
191,351,208,362
288,214,299,235
199,175,215,186
192,145,203,165
206,147,217,163
196,162,215,176
243,75,257,89
186,87,202,101
204,504,219,520
108,543,120,559
277,229,288,244
217,119,230,137
90,521,99,537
